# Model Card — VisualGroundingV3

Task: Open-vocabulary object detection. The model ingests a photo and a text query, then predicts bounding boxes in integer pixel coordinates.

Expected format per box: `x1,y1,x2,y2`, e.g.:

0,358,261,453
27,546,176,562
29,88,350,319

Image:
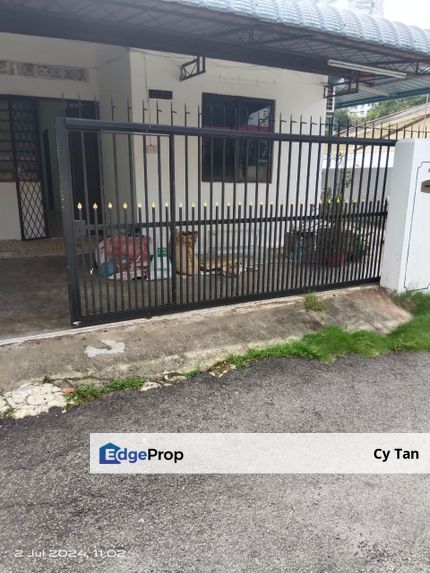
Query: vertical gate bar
297,201,304,288
301,129,313,289
202,201,207,298
267,201,274,292
111,102,125,311
319,127,332,286
366,140,384,279
292,118,304,290
262,132,272,293
256,200,264,294
348,125,359,204
309,121,323,289
352,199,365,282
178,203,183,304
334,198,344,285
138,203,146,308
272,130,282,292
328,142,341,285
96,131,111,313
352,141,367,282
340,198,350,286
286,202,295,290
336,123,350,285
247,202,253,295
366,194,379,281
107,202,118,311
93,203,103,314
360,131,376,282
169,134,177,306
165,202,171,304
252,139,260,293
112,133,125,311
231,137,238,298
242,140,250,297
56,117,82,325
220,135,226,300
214,202,219,300
124,202,132,308
349,199,359,282
197,107,202,302
151,202,158,307
236,201,242,297
345,134,359,284
208,136,214,301
281,116,294,290
184,107,190,304
276,202,285,291
191,202,196,303
127,102,139,309
142,128,152,308
332,140,342,280
77,106,96,314
156,134,165,305
77,208,89,317
226,201,231,290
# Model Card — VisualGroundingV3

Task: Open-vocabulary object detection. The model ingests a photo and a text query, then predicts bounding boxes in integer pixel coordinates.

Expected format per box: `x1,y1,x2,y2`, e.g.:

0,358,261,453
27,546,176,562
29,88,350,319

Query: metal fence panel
57,115,395,326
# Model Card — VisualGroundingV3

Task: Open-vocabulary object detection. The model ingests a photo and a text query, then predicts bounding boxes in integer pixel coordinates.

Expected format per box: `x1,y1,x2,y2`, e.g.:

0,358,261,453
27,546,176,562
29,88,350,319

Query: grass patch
227,291,430,367
0,407,13,420
183,368,203,380
62,291,430,407
65,377,145,407
303,292,328,312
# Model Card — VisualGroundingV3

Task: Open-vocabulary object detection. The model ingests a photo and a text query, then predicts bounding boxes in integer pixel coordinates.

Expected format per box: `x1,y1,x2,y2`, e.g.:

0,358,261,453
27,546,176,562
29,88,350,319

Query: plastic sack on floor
95,234,150,280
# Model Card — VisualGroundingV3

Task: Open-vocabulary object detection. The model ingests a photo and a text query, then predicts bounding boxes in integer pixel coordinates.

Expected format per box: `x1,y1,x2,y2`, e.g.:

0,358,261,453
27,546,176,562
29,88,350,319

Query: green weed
303,292,328,312
65,377,145,406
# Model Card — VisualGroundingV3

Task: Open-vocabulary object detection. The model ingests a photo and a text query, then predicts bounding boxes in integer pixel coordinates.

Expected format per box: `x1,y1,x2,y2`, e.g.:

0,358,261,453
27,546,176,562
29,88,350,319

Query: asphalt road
1,353,430,573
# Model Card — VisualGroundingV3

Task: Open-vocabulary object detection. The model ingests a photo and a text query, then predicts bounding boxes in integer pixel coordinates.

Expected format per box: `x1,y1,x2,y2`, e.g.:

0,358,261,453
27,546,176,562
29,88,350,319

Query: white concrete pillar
381,139,430,293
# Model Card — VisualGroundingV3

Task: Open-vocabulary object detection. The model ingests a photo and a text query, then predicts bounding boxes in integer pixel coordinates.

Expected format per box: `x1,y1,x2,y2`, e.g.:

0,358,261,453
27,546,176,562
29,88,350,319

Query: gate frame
57,115,395,328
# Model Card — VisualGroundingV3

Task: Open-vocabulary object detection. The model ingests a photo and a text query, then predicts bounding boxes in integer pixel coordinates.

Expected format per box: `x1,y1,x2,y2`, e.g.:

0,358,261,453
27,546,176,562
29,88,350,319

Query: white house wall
0,34,327,240
96,46,134,208
128,50,327,214
0,33,99,100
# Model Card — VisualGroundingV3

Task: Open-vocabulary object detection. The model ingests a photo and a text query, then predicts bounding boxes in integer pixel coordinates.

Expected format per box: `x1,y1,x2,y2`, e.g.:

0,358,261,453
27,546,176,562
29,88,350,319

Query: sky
335,0,430,28
383,0,430,27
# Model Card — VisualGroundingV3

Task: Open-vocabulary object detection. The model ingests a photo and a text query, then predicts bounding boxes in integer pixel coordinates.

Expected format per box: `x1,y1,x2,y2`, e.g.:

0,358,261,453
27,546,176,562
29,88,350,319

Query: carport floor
0,256,70,340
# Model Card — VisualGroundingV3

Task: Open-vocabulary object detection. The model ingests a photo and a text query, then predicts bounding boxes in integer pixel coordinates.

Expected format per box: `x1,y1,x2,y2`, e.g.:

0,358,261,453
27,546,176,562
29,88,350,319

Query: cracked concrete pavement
0,287,411,407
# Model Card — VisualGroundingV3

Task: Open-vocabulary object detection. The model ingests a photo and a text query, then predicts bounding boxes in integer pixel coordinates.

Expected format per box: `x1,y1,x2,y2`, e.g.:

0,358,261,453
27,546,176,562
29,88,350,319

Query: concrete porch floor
0,256,70,340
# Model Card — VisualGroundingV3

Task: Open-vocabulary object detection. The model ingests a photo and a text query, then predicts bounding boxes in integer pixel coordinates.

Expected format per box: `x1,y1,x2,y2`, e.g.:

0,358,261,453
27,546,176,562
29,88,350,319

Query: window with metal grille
0,99,15,182
202,94,275,183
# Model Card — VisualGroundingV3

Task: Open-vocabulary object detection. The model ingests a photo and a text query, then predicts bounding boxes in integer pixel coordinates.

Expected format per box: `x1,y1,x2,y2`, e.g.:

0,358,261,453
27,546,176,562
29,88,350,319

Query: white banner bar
90,433,430,474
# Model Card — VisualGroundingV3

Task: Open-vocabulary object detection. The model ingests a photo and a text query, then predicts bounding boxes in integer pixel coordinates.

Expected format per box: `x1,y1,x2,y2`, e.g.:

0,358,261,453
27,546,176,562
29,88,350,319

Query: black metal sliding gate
57,115,395,327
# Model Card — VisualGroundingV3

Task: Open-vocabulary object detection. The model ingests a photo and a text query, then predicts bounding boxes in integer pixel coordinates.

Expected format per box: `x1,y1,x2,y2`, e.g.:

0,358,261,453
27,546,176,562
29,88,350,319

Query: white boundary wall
381,139,430,293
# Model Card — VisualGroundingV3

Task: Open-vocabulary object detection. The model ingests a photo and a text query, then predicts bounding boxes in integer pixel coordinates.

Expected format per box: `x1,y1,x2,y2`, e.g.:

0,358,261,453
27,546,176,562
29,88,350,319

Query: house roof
1,0,430,106
170,0,430,56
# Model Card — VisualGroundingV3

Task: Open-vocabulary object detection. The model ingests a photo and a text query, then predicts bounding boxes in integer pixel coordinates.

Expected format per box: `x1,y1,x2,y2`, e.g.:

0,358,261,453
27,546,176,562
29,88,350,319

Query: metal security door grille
57,114,395,327
10,97,47,240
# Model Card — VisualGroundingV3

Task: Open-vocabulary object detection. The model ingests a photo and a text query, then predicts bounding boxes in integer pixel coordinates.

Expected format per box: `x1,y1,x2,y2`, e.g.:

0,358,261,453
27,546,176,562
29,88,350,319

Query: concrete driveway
1,352,429,573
